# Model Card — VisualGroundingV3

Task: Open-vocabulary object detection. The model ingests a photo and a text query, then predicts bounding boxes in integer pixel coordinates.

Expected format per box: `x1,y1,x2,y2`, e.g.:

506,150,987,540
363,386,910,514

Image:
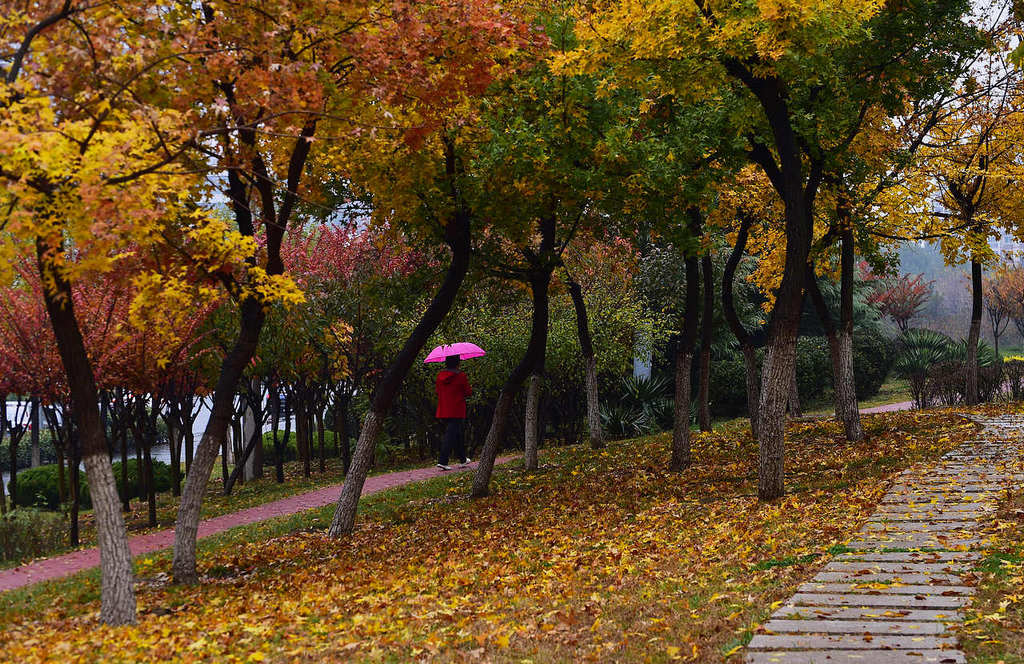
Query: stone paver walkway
0,457,514,593
745,414,1024,663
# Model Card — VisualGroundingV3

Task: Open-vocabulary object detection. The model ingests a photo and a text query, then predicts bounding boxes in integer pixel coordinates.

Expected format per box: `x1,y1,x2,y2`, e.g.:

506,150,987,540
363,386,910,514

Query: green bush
0,508,66,563
795,337,832,402
708,355,750,418
11,464,86,510
110,459,171,501
262,430,340,464
10,459,170,510
850,329,894,399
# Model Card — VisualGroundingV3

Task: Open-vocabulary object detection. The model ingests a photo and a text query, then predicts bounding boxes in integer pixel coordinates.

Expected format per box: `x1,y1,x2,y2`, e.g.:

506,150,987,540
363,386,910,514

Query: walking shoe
436,463,452,471
461,458,472,466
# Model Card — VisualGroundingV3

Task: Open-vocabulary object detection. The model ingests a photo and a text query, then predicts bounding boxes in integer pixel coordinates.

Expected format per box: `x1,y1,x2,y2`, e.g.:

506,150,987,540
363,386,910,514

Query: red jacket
436,370,471,419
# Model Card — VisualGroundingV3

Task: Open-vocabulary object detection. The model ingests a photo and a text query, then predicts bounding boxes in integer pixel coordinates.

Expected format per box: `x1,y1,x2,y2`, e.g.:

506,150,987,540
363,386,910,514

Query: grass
803,376,912,417
0,452,449,571
0,408,982,663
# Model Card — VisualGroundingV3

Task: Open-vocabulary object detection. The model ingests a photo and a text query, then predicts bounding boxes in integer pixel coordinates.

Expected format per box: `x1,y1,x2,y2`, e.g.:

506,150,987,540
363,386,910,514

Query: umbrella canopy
424,342,486,363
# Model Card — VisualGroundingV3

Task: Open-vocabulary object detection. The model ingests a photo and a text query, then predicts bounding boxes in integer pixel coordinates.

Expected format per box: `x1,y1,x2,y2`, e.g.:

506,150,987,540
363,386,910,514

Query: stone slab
812,572,964,585
790,593,968,609
860,521,977,532
832,552,981,563
771,606,962,622
823,562,971,574
798,583,974,596
745,649,965,663
760,619,952,635
747,634,955,650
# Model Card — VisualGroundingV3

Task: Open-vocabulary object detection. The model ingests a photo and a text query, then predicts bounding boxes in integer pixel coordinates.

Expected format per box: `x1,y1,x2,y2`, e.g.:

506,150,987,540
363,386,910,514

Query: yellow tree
0,2,274,624
566,0,980,499
924,68,1024,403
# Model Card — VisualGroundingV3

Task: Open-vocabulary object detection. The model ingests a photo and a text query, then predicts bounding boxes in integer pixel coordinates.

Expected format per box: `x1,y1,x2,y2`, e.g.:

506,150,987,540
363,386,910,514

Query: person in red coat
436,355,472,470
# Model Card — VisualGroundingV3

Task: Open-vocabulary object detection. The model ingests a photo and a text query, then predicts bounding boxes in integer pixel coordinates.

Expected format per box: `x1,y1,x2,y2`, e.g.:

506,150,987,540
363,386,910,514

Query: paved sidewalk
860,400,914,414
744,414,1024,663
0,457,514,593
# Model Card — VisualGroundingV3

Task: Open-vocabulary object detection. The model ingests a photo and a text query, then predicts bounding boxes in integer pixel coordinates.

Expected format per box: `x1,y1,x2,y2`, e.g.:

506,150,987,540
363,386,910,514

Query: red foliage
861,263,933,332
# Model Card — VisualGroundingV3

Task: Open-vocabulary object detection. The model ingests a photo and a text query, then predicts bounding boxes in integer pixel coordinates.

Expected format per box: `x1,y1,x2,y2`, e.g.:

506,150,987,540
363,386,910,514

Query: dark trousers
439,418,466,465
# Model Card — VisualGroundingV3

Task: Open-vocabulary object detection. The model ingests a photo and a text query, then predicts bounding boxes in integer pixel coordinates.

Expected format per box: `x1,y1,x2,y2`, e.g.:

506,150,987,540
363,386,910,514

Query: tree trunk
69,442,80,547
8,429,19,510
697,254,714,432
787,369,802,417
36,236,136,624
328,200,472,537
805,262,861,442
837,228,862,440
566,278,604,449
670,252,700,471
966,259,982,405
316,407,325,473
224,421,265,495
30,398,40,468
120,427,130,512
721,212,760,440
471,267,552,498
523,373,542,470
171,297,265,585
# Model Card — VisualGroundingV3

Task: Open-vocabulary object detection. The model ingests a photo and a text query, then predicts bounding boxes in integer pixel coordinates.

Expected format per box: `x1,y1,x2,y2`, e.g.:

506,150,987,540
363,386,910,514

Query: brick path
0,457,514,593
744,415,1024,663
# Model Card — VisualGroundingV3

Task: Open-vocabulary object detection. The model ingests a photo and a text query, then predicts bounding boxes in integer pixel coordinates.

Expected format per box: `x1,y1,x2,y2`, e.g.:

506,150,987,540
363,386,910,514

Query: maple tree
864,269,935,333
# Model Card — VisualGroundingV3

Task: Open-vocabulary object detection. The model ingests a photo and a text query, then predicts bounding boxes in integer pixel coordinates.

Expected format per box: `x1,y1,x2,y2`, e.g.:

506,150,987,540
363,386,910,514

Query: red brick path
0,457,515,593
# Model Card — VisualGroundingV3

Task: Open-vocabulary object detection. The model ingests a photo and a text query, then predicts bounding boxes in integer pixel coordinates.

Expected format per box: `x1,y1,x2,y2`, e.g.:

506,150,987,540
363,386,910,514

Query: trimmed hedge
262,430,340,465
10,459,171,510
707,330,894,417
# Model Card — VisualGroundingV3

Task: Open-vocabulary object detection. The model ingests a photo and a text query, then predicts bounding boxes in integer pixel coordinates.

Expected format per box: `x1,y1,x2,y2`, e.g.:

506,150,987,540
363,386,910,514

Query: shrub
11,464,86,510
10,459,170,510
795,337,832,401
708,356,750,418
109,459,171,502
600,375,674,439
850,329,893,399
262,430,340,465
1005,359,1024,400
0,508,66,563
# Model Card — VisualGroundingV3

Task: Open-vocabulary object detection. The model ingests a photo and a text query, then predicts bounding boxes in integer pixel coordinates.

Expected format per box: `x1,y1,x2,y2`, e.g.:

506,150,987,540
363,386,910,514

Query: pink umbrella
424,342,486,363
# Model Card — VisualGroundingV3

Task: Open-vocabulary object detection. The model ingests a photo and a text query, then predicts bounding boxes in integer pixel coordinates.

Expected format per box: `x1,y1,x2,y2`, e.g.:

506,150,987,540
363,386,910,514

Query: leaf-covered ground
959,446,1024,664
0,410,982,663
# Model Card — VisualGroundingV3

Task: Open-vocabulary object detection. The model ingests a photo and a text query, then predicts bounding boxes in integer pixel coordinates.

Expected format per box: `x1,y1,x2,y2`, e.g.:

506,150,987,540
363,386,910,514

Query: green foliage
109,459,172,503
600,375,674,440
850,328,894,399
0,508,66,563
10,460,170,510
11,465,85,510
262,431,341,465
0,431,59,473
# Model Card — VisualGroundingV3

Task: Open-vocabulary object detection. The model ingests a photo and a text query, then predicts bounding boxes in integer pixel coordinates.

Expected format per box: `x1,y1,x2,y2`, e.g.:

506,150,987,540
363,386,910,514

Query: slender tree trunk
0,416,7,514
120,427,130,512
30,398,40,468
966,259,982,405
837,228,862,439
317,405,326,472
787,369,802,417
566,279,603,449
722,212,760,440
806,263,861,442
338,395,351,475
36,236,135,624
523,373,542,470
670,253,700,471
8,429,19,510
69,442,80,547
171,297,265,585
697,254,714,432
328,201,472,536
224,423,265,495
471,268,552,498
